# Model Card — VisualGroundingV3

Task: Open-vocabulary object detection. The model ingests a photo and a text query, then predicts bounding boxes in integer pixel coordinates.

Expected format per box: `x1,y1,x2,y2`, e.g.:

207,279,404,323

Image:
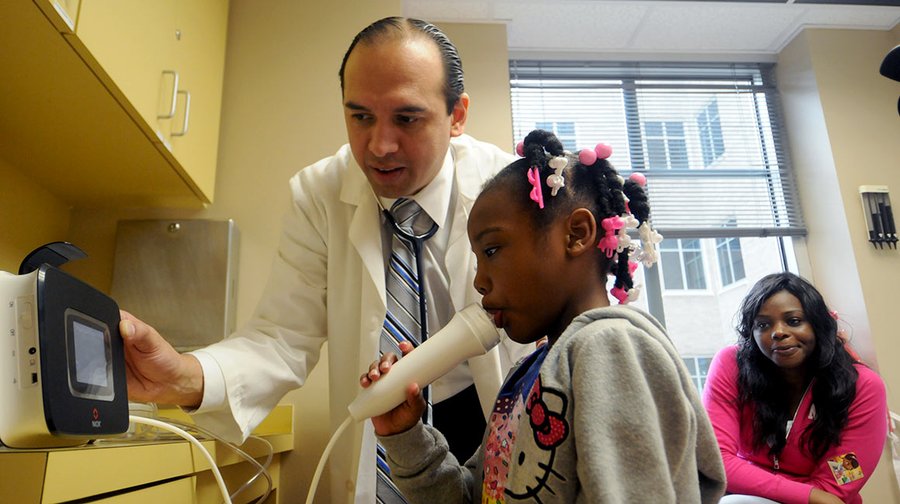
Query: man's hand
119,310,204,408
359,341,426,436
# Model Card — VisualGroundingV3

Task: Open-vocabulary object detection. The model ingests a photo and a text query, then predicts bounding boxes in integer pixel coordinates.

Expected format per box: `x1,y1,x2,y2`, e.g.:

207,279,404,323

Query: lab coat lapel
446,157,482,310
342,165,386,308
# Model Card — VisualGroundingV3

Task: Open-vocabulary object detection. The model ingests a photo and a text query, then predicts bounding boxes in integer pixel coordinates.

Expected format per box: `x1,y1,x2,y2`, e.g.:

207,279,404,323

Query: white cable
159,417,274,502
128,415,233,504
305,416,354,504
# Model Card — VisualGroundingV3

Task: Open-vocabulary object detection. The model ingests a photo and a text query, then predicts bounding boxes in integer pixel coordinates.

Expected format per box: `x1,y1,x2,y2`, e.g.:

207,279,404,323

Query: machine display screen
66,309,115,401
72,320,108,388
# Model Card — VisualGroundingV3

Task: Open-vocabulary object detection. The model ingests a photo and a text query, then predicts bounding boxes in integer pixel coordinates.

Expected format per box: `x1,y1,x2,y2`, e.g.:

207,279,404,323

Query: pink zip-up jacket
702,345,888,504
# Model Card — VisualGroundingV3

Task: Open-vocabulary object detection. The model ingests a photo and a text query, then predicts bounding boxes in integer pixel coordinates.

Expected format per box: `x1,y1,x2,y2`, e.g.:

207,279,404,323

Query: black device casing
36,264,129,437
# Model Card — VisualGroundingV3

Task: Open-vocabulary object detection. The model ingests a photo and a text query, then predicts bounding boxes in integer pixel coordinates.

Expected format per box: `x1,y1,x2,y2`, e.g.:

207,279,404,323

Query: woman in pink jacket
703,272,888,504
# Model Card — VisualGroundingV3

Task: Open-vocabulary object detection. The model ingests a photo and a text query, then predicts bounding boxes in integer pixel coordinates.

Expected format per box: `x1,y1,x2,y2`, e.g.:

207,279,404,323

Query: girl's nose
473,268,489,296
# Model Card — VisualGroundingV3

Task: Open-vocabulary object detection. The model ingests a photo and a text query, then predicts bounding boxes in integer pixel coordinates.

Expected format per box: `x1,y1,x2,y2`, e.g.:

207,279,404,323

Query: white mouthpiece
347,304,500,421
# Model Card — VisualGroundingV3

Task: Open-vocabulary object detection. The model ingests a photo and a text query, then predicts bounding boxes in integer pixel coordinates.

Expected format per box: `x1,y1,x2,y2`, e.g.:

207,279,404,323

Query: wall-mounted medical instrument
859,186,898,250
0,242,129,448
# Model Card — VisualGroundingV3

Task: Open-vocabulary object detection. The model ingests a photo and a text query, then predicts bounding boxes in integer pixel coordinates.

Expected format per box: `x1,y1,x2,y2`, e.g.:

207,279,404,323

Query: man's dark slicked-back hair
338,17,465,114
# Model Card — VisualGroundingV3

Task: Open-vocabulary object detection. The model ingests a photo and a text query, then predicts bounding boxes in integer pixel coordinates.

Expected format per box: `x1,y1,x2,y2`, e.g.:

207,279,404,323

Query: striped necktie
381,198,436,354
377,198,437,503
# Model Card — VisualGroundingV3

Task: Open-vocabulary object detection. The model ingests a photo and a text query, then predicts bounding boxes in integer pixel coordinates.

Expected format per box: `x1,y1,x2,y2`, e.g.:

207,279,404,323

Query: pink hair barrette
527,166,544,209
598,216,625,258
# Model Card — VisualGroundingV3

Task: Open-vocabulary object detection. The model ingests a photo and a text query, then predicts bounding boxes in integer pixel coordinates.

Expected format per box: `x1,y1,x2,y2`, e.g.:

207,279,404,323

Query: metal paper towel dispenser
109,219,239,351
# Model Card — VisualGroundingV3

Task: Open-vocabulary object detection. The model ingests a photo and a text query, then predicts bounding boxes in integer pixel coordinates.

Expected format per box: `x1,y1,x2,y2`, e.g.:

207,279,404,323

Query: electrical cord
159,417,274,503
305,416,353,504
128,415,233,504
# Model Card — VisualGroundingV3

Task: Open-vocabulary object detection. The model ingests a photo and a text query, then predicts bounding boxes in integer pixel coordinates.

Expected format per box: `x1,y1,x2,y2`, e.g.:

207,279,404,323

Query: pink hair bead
516,141,525,157
629,172,647,187
594,143,613,160
578,148,597,165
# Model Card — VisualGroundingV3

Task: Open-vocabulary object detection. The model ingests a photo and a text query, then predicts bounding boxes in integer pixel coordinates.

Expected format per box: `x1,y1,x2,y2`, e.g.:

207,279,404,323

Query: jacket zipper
774,382,813,474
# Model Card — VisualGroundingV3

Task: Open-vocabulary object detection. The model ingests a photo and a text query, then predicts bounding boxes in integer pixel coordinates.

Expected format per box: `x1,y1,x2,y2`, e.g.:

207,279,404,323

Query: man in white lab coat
118,17,532,503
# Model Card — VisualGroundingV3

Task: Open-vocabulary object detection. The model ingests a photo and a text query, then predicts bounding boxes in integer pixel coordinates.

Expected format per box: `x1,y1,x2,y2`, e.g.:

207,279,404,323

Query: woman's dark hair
735,272,858,460
482,129,652,295
338,17,464,114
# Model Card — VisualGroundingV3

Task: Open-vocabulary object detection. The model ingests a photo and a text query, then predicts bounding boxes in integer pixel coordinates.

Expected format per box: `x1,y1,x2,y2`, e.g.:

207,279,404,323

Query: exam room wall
61,3,514,502
777,27,900,503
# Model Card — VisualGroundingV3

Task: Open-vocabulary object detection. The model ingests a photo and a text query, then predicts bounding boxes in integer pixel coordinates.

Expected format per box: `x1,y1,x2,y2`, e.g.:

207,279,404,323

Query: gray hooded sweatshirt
378,305,727,503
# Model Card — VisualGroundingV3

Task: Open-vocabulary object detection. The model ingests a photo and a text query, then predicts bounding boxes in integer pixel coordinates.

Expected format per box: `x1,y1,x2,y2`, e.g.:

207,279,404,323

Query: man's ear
450,93,469,137
566,208,597,256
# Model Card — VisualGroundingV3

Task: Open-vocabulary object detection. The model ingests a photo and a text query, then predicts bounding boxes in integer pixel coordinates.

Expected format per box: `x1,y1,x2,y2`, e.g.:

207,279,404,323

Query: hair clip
595,143,613,160
617,214,639,252
598,216,625,258
546,156,567,196
610,286,628,305
578,142,614,166
578,149,597,166
516,141,525,157
634,222,663,267
626,284,642,302
629,172,647,187
527,166,544,209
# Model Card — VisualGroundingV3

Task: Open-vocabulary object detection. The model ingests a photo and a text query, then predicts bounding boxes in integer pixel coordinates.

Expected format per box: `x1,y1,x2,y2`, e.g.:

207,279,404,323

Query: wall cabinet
0,0,227,208
75,0,229,201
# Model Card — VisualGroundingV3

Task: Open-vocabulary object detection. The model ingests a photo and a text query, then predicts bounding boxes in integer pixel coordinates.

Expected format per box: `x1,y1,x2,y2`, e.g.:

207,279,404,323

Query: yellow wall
778,27,900,503
0,157,72,274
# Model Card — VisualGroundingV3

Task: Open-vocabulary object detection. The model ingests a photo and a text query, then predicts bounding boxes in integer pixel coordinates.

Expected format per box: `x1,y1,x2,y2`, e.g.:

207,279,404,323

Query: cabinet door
33,0,81,32
165,0,229,201
75,0,178,143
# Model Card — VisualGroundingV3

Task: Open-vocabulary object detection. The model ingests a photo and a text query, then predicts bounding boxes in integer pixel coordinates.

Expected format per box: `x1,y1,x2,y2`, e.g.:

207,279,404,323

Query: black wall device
0,242,129,448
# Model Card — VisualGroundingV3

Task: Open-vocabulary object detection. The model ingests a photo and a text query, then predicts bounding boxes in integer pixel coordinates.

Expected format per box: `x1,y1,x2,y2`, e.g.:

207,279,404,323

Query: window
645,121,688,169
509,61,804,363
660,238,707,290
697,99,725,167
716,236,746,287
536,121,577,151
682,356,714,393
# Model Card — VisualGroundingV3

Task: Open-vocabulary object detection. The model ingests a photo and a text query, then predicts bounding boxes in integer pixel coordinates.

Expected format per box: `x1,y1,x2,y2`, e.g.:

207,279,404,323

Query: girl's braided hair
482,129,654,299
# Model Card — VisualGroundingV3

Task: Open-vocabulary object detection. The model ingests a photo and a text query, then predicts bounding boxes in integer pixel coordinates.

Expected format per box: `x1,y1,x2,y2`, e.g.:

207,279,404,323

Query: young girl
703,273,888,504
361,129,726,503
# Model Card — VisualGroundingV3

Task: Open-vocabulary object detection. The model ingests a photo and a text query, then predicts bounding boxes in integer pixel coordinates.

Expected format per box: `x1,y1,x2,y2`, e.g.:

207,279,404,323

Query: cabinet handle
158,70,180,119
172,90,191,137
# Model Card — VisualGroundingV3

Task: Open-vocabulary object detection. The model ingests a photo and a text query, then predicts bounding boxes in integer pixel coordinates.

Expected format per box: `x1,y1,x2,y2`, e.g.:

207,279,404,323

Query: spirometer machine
0,242,129,448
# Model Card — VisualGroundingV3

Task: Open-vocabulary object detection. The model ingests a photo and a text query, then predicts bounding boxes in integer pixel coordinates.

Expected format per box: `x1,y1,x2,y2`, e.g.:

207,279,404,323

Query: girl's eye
754,321,769,331
484,246,499,257
788,317,804,326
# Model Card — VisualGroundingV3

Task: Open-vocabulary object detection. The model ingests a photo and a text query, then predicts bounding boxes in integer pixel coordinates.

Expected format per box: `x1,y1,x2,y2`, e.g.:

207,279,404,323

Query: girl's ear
566,208,597,256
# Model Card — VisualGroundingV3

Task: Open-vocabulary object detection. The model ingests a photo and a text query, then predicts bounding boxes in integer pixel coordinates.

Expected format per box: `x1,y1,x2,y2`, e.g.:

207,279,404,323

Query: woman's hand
359,341,427,436
809,488,844,504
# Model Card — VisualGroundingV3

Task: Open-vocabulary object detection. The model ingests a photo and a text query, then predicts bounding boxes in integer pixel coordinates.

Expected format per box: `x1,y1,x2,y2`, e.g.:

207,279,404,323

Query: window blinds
509,61,806,239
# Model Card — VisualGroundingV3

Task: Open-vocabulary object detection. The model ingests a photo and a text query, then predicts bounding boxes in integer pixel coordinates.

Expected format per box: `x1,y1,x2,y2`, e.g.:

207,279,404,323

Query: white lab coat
190,134,531,503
